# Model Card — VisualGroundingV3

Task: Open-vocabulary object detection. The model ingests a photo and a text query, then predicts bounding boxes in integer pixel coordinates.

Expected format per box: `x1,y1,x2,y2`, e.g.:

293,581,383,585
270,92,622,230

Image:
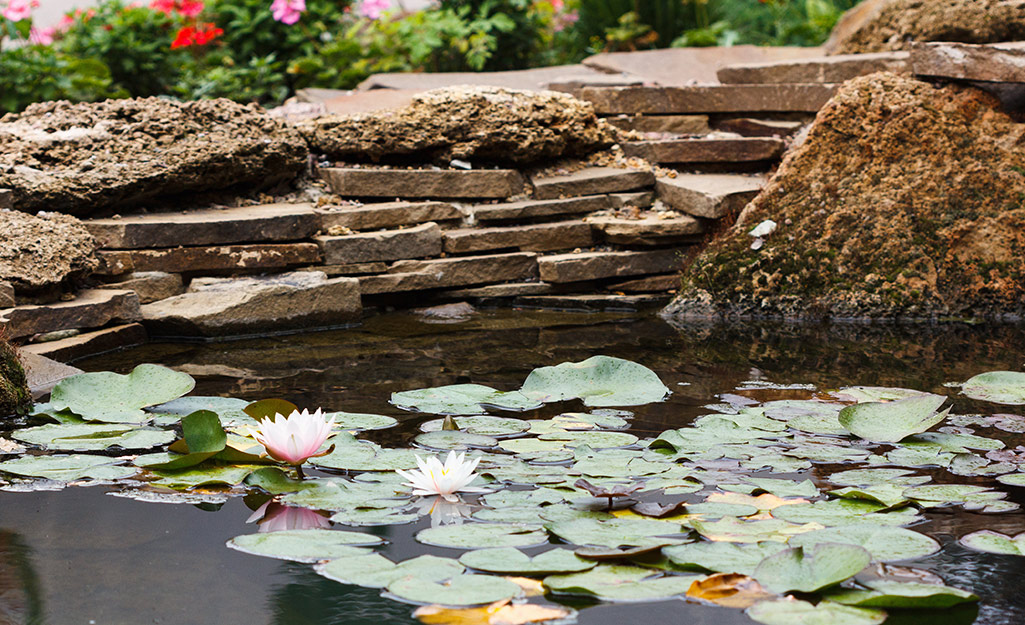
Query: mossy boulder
0,338,31,417
667,72,1025,321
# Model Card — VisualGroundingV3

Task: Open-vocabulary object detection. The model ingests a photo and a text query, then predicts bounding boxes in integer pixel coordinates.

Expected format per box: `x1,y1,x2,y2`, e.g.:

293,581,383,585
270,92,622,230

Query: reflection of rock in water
269,562,417,625
0,531,42,625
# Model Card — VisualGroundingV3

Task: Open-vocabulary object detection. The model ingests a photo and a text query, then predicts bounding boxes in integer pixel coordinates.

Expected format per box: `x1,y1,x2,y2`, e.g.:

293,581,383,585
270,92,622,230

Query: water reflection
269,563,417,625
247,502,332,533
411,496,474,528
0,531,42,625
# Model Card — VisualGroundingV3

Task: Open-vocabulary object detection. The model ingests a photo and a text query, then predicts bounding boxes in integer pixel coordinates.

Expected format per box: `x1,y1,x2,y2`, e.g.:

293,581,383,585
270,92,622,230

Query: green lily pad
789,525,940,562
747,599,886,625
386,574,521,606
481,487,569,508
828,485,912,508
828,580,978,608
227,529,382,562
0,454,136,481
573,450,670,479
135,410,227,470
832,387,930,403
663,541,788,575
958,530,1025,555
743,478,820,498
538,430,639,449
497,438,573,463
50,364,195,423
520,356,670,407
416,523,548,549
948,454,1016,477
997,473,1025,487
771,500,921,527
961,371,1025,405
838,394,948,443
902,484,1008,511
149,464,259,488
545,517,686,549
684,502,759,518
690,517,815,543
315,554,463,588
753,544,871,593
329,507,419,527
421,416,530,437
414,430,498,451
459,547,596,575
149,396,255,428
327,411,397,431
243,467,318,494
543,564,701,601
311,442,418,471
12,423,174,451
828,468,931,487
391,384,541,415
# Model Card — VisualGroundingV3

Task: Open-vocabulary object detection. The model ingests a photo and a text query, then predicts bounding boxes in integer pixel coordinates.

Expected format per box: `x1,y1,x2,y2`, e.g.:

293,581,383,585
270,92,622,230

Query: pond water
3,310,1025,625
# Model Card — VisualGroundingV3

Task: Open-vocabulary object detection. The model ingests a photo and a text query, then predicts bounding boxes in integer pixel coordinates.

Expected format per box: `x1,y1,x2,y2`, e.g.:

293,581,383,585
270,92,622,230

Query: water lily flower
246,501,331,532
397,451,488,502
251,407,334,476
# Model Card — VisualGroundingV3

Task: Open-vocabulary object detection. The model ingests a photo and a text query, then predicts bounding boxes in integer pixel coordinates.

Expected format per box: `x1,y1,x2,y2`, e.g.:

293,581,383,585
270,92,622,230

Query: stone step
442,282,553,298
97,243,322,276
1,289,141,339
586,213,703,246
96,272,184,304
319,167,526,199
538,249,683,283
360,253,538,294
315,222,442,265
605,115,711,135
605,274,680,293
473,195,610,223
608,191,655,209
714,118,806,137
141,272,361,337
911,42,1025,83
531,167,654,200
315,201,462,231
621,137,784,164
716,51,909,84
20,323,148,362
512,293,671,312
656,173,766,219
580,84,837,115
85,202,319,250
443,221,593,254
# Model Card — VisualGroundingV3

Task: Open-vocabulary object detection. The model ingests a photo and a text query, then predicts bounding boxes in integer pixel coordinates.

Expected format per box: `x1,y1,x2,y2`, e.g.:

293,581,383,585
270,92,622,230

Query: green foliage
0,337,31,417
0,45,121,114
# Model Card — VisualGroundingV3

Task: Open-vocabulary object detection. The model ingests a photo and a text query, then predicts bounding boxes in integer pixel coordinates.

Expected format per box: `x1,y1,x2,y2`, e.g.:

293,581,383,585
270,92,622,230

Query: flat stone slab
606,115,711,135
316,201,462,231
141,271,361,337
587,213,703,245
97,243,322,276
1,289,141,339
513,293,671,311
295,88,419,115
473,195,610,222
538,249,683,283
608,191,655,209
20,323,148,363
443,282,553,298
656,173,766,219
356,64,612,91
96,272,184,304
605,274,680,293
360,253,538,294
580,84,838,115
443,221,593,254
532,167,654,200
319,167,526,199
621,137,784,164
717,51,909,84
315,222,442,264
911,42,1025,83
85,203,320,249
18,350,84,397
715,118,806,137
300,262,389,276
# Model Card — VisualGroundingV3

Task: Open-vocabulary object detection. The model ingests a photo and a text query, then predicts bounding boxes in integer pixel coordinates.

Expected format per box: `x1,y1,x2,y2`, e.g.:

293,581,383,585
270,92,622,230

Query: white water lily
396,451,488,502
413,495,475,528
251,408,334,469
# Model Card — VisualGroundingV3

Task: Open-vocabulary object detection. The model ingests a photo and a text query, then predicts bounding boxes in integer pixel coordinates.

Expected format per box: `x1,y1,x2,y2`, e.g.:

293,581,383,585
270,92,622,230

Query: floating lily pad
421,416,531,437
149,396,255,428
12,423,174,451
997,473,1025,488
538,431,638,449
520,356,670,407
572,450,669,479
497,438,573,463
771,500,921,527
327,411,397,431
828,468,931,487
386,574,521,606
391,384,541,415
961,371,1025,405
135,410,228,470
958,530,1025,555
546,517,686,549
762,400,843,422
663,541,788,576
316,554,463,588
227,529,382,562
50,364,195,423
903,484,1008,511
690,517,821,543
838,394,948,443
747,599,886,625
753,544,871,593
829,484,912,508
828,580,978,608
0,454,136,481
789,525,940,562
311,442,418,471
481,487,569,508
329,507,419,526
150,463,260,488
459,547,596,575
243,467,318,494
543,565,701,601
416,523,548,549
414,431,498,451
743,478,819,498
832,387,929,403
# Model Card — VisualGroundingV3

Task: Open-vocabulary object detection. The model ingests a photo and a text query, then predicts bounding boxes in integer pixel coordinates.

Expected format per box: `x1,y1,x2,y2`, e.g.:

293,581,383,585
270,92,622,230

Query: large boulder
0,209,98,299
667,72,1025,321
300,86,618,165
0,98,309,216
0,337,30,417
826,0,1025,54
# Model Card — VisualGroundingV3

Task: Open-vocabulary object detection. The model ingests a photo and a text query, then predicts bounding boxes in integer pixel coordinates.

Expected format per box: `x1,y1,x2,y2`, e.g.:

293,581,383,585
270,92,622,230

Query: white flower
251,408,334,466
749,219,777,238
396,451,488,502
413,496,475,527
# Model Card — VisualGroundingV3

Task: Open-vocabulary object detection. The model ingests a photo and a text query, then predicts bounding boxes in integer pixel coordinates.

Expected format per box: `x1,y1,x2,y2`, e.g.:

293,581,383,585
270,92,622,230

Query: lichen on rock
668,72,1025,321
0,209,98,300
0,337,30,417
300,86,619,165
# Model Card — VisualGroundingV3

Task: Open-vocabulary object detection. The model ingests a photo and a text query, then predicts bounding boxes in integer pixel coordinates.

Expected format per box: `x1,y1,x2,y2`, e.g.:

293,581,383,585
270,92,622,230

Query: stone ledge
96,272,184,304
531,167,654,200
911,42,1025,83
315,201,462,231
473,195,610,222
587,213,704,245
580,84,838,115
20,323,148,362
443,221,593,254
97,243,322,276
656,173,766,219
1,289,141,340
360,253,538,294
538,249,683,283
621,138,784,164
319,167,526,199
315,222,442,264
717,51,909,84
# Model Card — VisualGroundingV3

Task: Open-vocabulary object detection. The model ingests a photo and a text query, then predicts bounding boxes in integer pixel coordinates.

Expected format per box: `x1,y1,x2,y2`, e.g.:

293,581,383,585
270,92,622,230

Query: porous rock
300,86,617,165
669,72,1025,320
0,210,98,296
0,98,309,215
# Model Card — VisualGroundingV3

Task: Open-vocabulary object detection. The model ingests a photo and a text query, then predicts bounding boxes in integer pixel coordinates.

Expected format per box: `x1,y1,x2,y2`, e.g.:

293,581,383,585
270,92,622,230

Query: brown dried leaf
686,573,775,608
414,600,574,625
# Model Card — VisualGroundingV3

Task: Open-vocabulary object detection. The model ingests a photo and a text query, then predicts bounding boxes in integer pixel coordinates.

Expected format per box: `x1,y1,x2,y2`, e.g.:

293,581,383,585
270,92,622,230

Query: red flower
149,0,175,13
193,22,222,44
170,25,195,48
178,0,204,17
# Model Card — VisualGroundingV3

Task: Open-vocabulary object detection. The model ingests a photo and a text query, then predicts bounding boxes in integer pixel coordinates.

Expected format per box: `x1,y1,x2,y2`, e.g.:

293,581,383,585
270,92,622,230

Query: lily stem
295,464,306,480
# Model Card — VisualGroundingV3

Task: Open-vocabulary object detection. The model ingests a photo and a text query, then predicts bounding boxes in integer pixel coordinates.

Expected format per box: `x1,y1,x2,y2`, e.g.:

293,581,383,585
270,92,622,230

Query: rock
360,253,538,294
0,210,98,296
0,189,11,208
513,293,671,311
473,195,610,222
0,281,13,308
96,243,322,276
315,201,462,231
0,338,30,416
538,249,683,283
587,213,703,246
911,42,1025,83
532,167,654,200
141,272,361,337
20,323,148,363
85,203,320,249
621,138,784,164
300,86,617,165
443,221,593,254
605,274,680,293
18,350,83,398
607,191,656,209
319,167,526,200
673,72,1025,320
714,118,807,137
606,115,711,135
301,262,389,276
825,0,1025,55
717,52,910,84
96,272,184,304
0,98,308,216
1,289,141,339
656,174,766,219
413,302,476,322
315,222,442,264
443,282,553,298
355,64,615,92
579,85,838,115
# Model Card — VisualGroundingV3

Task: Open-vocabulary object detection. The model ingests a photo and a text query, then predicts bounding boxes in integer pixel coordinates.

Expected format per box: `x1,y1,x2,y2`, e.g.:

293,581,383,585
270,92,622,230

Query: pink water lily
246,501,331,532
397,451,488,502
251,408,334,472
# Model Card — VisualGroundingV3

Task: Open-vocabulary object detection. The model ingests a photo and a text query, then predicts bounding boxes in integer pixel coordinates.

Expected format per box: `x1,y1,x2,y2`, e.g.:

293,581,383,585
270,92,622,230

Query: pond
2,310,1025,625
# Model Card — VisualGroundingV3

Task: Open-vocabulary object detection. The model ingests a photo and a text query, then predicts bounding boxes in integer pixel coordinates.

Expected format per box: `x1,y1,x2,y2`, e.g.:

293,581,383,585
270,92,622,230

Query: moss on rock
0,337,31,417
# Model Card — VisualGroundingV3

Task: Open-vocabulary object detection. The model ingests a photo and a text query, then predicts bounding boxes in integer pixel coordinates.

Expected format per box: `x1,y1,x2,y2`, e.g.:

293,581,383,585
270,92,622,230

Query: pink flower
250,407,334,466
358,0,388,19
149,0,175,14
550,0,563,10
2,0,33,22
178,0,203,17
59,13,75,28
246,501,331,532
270,0,304,24
28,25,55,44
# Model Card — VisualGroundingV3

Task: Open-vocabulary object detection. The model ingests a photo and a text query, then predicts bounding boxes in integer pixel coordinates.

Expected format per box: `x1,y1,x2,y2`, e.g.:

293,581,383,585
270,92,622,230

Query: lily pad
50,364,195,423
789,525,940,562
327,411,397,431
771,500,921,527
903,484,1008,511
828,580,978,608
546,517,686,549
149,396,255,428
747,599,886,625
663,541,788,575
386,574,521,606
414,431,498,451
753,544,871,593
958,530,1025,556
459,547,596,575
227,529,383,562
316,554,464,588
537,431,639,449
135,410,227,470
311,442,418,471
12,423,174,451
961,371,1025,405
150,463,259,488
329,506,419,527
838,394,948,443
421,416,530,437
520,356,670,407
416,523,548,549
832,387,929,403
0,454,136,481
544,565,701,601
690,517,818,543
391,384,541,415
828,468,931,487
